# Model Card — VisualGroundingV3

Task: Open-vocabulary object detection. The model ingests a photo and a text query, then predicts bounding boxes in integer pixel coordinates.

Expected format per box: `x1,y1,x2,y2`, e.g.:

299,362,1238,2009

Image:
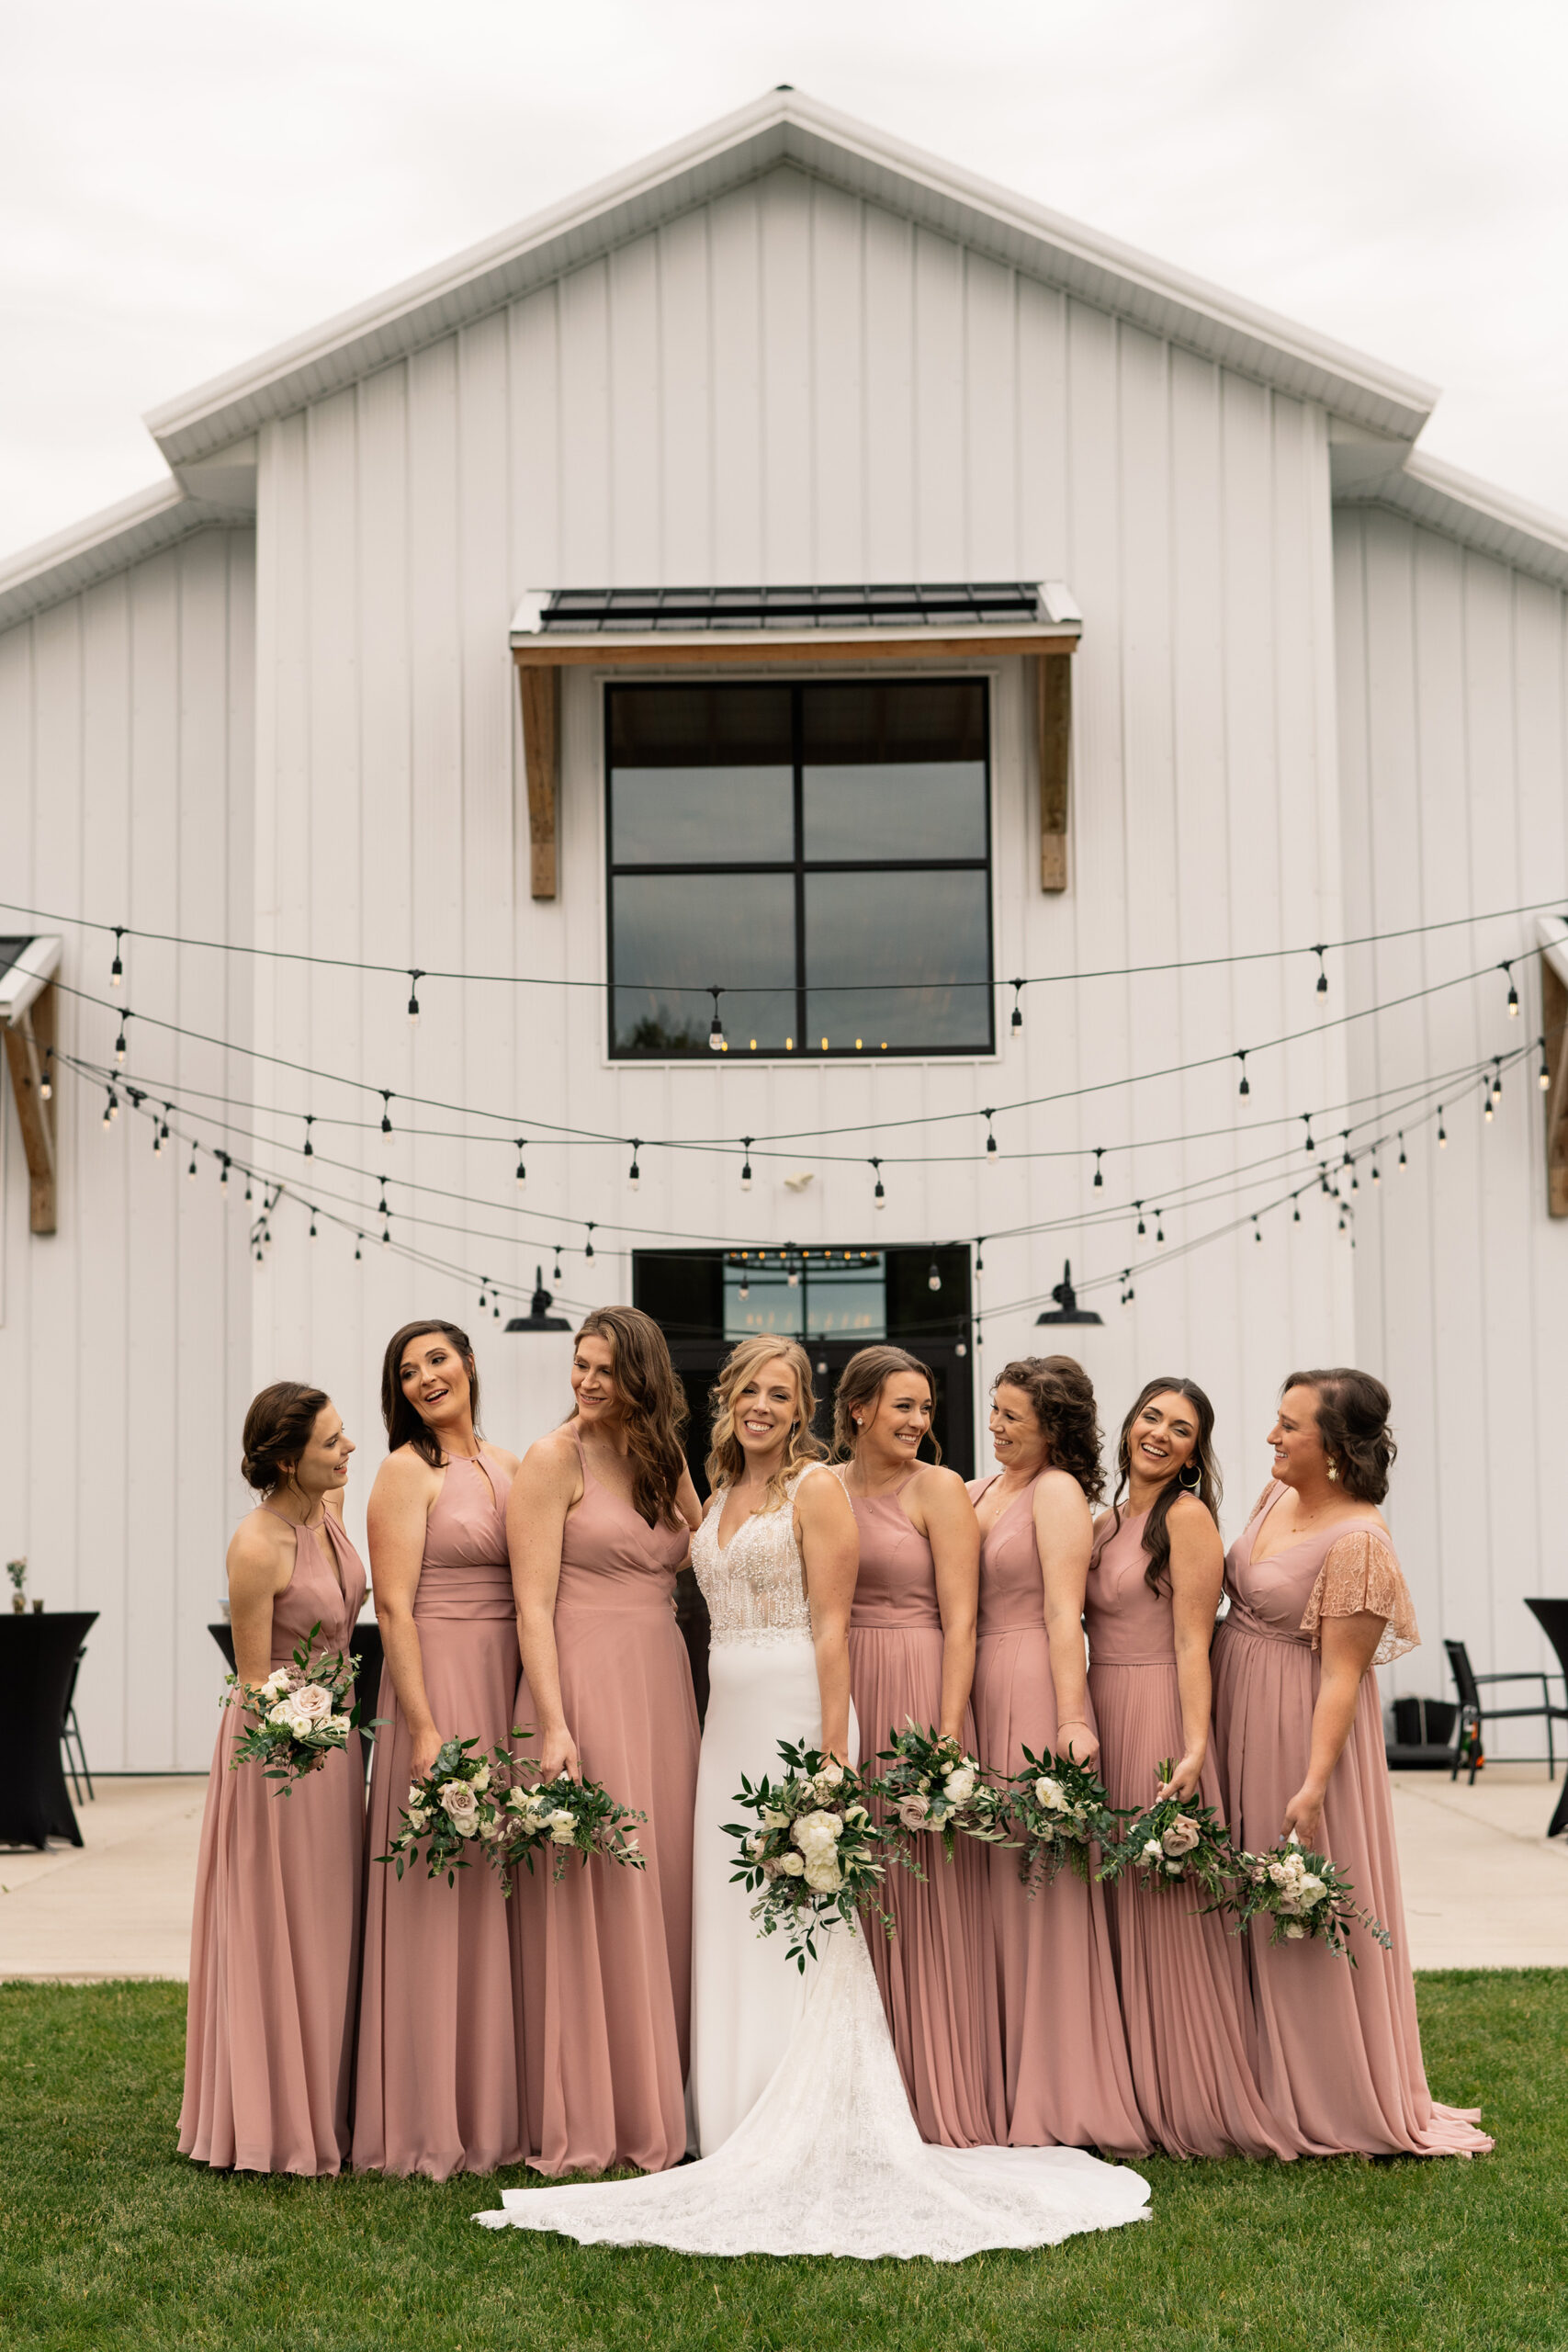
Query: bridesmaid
354,1320,525,2179
180,1383,366,2174
1211,1367,1492,2156
509,1306,703,2176
968,1358,1146,2155
834,1345,1005,2147
1087,1377,1292,2158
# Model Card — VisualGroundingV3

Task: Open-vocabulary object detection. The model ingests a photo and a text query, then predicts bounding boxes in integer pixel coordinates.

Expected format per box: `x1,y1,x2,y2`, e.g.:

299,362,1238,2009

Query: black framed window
606,679,993,1057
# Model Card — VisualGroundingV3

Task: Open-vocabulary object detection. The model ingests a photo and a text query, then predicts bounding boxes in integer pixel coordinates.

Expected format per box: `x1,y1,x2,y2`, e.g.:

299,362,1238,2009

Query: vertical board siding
1335,503,1568,1726
0,529,254,1769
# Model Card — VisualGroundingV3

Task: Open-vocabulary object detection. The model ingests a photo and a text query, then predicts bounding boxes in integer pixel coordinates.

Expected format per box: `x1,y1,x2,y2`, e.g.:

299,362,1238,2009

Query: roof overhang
0,935,61,1024
0,478,254,635
1335,448,1568,595
146,88,1438,472
509,581,1083,668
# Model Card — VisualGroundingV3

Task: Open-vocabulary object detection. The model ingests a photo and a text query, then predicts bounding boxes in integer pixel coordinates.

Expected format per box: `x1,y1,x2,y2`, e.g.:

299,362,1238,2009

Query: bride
476,1339,1149,2258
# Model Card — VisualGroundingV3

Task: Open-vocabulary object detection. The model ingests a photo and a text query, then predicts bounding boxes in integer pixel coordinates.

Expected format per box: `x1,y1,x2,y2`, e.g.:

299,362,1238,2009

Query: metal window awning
511,580,1081,663
508,583,1081,903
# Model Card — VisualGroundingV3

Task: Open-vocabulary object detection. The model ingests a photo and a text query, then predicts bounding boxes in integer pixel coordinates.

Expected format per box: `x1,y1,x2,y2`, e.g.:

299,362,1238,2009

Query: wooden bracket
3,981,57,1234
1542,952,1568,1216
1036,653,1071,892
516,661,561,899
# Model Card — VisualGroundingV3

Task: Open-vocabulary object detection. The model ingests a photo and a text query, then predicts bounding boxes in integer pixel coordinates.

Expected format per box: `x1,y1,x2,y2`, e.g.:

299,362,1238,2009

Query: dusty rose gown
515,1430,698,2176
1211,1481,1492,2157
968,1474,1145,2155
180,1510,366,2174
843,1470,1006,2148
1085,1507,1293,2158
354,1451,527,2179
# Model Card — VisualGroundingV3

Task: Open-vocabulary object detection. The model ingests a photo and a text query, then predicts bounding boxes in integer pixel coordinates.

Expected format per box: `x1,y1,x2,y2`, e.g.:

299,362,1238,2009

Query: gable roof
147,85,1438,470
0,476,254,635
1336,447,1568,595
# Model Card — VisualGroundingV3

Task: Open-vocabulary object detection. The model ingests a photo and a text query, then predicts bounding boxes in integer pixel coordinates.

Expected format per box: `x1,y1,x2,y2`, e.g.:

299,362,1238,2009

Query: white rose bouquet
492,1766,647,1892
871,1723,1014,1875
723,1739,896,1969
1004,1744,1124,1893
1227,1831,1393,1963
379,1735,510,1886
1097,1758,1235,1905
227,1620,367,1792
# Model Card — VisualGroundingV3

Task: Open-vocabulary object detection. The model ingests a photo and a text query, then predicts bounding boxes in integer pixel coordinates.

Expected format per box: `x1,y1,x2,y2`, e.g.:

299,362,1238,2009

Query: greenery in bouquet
493,1764,647,1891
1005,1744,1124,1892
1097,1758,1235,1904
379,1736,509,1884
227,1621,367,1792
872,1722,1015,1874
1227,1831,1393,1963
725,1740,896,1970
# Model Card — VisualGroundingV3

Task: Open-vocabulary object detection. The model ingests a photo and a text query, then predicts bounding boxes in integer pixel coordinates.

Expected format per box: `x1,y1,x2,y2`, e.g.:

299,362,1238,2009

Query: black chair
59,1646,94,1805
1524,1600,1568,1838
1444,1637,1568,1784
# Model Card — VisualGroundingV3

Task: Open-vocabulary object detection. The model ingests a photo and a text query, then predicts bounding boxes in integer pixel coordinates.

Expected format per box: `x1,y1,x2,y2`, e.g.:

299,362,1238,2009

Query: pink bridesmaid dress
516,1431,697,2176
1085,1507,1293,2158
179,1511,366,2174
968,1474,1145,2155
844,1471,1005,2148
355,1452,527,2178
1211,1481,1493,2156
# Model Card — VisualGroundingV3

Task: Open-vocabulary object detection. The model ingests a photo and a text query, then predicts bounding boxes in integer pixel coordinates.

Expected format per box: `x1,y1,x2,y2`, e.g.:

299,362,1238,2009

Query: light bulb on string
219,1156,230,1191
1371,1156,1381,1184
584,1223,596,1261
1010,979,1024,1036
1483,1084,1495,1124
871,1158,885,1210
740,1141,753,1193
114,1022,128,1066
1155,1214,1166,1244
515,1140,526,1189
1134,1202,1145,1238
243,1172,252,1202
102,1089,114,1128
110,927,125,989
552,1248,563,1283
1302,1114,1315,1153
1314,945,1327,998
627,1142,641,1191
1540,1037,1552,1091
1252,1216,1262,1243
380,1092,394,1137
382,1225,391,1247
975,1239,985,1274
492,1299,501,1320
1503,962,1518,1017
187,1147,198,1181
39,1051,52,1102
377,1184,389,1219
1398,1132,1407,1170
407,969,423,1025
1438,1108,1448,1147
1235,1050,1250,1099
708,988,725,1051
309,1211,318,1239
984,1109,998,1163
354,1235,362,1261
927,1260,942,1294
302,1116,314,1158
1491,1059,1503,1102
739,1270,750,1300
1091,1148,1104,1189
1292,1201,1302,1223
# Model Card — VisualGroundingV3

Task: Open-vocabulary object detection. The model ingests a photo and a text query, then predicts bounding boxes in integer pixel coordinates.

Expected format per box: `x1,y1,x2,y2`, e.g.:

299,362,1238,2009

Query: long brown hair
992,1355,1104,1505
380,1320,481,1468
1283,1367,1396,1503
573,1306,689,1528
1110,1375,1222,1594
831,1344,940,1462
241,1382,330,1495
705,1337,826,1510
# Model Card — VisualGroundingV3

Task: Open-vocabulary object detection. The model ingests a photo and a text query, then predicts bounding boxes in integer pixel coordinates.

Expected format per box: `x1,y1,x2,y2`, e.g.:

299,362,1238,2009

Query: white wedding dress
475,1466,1149,2259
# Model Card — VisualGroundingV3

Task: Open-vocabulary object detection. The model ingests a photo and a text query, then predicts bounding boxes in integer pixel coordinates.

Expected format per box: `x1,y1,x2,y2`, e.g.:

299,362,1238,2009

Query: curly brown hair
1283,1367,1397,1504
573,1306,690,1529
991,1355,1104,1506
831,1346,940,1462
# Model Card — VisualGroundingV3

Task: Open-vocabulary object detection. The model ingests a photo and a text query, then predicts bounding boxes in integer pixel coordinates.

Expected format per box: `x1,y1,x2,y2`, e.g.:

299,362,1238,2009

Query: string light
186,1147,197,1180
1236,1051,1250,1099
309,1210,318,1238
1252,1215,1262,1243
39,1050,52,1102
1503,962,1518,1017
927,1261,942,1293
1371,1155,1381,1184
871,1158,885,1210
627,1142,641,1191
1483,1082,1495,1124
114,1021,128,1066
974,1240,985,1273
1010,980,1024,1036
984,1110,998,1163
1540,1036,1551,1091
110,927,124,989
219,1155,230,1191
1438,1107,1448,1146
407,970,423,1025
377,1183,389,1219
1155,1213,1166,1244
552,1248,563,1283
1314,946,1327,998
379,1091,394,1136
1134,1202,1145,1237
584,1223,596,1261
1302,1114,1315,1153
515,1140,526,1188
101,1089,115,1128
355,1236,362,1261
302,1115,314,1158
1292,1201,1301,1223
1491,1059,1504,1103
1091,1148,1104,1189
708,988,725,1051
740,1141,753,1193
1398,1131,1407,1170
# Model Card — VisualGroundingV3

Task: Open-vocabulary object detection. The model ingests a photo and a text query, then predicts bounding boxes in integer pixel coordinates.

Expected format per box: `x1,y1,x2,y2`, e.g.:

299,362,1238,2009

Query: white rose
290,1684,333,1725
408,1783,426,1809
844,1804,869,1826
1034,1776,1067,1814
1142,1838,1164,1860
761,1807,790,1830
1297,1873,1327,1908
1284,1921,1306,1939
261,1668,290,1699
439,1782,481,1834
327,1714,353,1736
1165,1860,1183,1875
267,1699,298,1728
479,1814,508,1842
404,1807,430,1834
812,1761,845,1792
791,1810,842,1856
469,1763,491,1794
285,1704,320,1740
804,1854,843,1894
943,1766,977,1805
781,1852,806,1876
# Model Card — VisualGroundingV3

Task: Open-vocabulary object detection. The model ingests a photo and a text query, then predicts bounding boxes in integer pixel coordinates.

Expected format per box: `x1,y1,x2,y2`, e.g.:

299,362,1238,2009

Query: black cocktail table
0,1611,98,1849
1523,1599,1568,1837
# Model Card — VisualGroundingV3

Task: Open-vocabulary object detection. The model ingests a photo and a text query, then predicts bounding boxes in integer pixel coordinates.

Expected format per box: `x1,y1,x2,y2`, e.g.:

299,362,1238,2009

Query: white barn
2,89,1565,1772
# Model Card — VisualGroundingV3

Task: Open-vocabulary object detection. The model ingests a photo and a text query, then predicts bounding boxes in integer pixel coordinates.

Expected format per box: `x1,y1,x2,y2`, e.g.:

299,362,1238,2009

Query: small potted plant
7,1559,26,1614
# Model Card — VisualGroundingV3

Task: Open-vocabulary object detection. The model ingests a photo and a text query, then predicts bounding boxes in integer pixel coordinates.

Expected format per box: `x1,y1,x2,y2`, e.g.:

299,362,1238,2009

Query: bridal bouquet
381,1736,510,1884
1227,1832,1393,1963
492,1769,647,1890
872,1724,1014,1871
1004,1746,1123,1893
1098,1760,1234,1904
725,1741,895,1969
227,1622,365,1792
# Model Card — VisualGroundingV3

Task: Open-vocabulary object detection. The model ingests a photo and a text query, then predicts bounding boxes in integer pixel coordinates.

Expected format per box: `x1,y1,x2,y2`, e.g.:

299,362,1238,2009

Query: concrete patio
2,1761,1564,1981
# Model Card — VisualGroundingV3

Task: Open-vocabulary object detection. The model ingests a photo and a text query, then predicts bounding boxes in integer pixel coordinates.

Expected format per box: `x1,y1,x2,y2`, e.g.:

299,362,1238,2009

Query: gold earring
1326,1460,1339,1483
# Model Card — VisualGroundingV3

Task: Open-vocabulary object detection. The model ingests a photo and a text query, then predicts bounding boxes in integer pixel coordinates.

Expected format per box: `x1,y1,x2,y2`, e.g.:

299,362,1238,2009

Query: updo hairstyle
1284,1366,1397,1504
832,1345,940,1462
241,1382,330,1496
992,1355,1105,1506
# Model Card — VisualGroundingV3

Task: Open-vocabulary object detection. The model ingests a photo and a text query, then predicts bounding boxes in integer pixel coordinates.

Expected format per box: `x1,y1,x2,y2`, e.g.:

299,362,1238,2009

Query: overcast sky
5,0,1566,565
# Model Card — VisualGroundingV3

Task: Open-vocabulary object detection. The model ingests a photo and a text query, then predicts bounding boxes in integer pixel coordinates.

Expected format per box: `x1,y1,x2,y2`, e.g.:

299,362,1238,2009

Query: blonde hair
705,1337,825,1511
831,1344,941,1462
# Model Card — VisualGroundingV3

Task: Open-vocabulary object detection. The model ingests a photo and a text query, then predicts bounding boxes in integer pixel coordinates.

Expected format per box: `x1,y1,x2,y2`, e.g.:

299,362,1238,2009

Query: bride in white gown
476,1340,1149,2258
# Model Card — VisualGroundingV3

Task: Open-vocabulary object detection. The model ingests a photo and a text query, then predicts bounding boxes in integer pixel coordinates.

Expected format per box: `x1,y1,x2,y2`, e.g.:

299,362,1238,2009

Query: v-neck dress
179,1511,367,2175
1085,1505,1293,2158
354,1451,527,2179
515,1430,698,2176
969,1474,1145,2156
1210,1480,1492,2157
844,1469,1006,2148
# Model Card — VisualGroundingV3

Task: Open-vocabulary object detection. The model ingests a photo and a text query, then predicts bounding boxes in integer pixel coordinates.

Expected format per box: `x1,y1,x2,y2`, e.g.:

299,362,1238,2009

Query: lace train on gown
474,1921,1149,2257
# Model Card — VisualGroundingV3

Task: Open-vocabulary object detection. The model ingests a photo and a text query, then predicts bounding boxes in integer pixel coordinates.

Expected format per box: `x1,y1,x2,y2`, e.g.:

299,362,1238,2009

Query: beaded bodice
692,1465,824,1646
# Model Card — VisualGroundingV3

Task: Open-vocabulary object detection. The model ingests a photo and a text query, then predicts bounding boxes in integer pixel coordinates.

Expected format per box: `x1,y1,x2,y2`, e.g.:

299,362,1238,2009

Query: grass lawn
1,1973,1562,2352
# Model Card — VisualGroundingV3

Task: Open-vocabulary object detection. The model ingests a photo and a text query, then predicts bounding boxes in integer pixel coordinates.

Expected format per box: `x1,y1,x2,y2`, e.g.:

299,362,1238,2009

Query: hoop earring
1179,1462,1202,1494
